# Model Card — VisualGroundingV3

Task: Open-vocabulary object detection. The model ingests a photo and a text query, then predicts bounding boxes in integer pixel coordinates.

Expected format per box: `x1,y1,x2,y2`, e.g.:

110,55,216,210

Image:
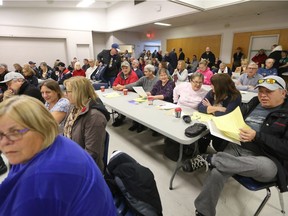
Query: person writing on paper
194,73,241,153
235,62,263,92
183,75,288,216
173,72,207,109
147,68,175,103
0,96,116,215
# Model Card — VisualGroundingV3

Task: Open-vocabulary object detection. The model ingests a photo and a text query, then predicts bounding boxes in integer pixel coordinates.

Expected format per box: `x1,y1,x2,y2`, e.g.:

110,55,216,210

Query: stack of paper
208,107,250,145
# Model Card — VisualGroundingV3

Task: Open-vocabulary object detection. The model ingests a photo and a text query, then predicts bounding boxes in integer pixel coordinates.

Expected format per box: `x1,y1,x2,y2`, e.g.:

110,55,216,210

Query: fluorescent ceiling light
154,22,171,26
0,0,3,6
169,0,205,11
76,0,95,8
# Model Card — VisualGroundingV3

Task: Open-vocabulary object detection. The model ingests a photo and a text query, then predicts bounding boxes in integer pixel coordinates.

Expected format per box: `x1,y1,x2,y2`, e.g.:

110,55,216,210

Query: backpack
163,137,196,162
105,151,163,216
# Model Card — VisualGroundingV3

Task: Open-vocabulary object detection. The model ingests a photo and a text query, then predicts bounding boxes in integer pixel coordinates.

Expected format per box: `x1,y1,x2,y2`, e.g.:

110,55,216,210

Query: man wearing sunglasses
190,75,288,216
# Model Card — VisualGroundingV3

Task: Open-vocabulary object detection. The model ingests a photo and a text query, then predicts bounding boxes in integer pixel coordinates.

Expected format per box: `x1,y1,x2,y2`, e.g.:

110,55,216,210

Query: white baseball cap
0,72,25,83
255,75,286,91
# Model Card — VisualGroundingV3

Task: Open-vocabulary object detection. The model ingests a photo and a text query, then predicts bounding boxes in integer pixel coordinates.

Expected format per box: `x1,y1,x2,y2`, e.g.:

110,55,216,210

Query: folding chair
113,195,135,216
103,131,110,172
93,82,108,90
233,175,286,216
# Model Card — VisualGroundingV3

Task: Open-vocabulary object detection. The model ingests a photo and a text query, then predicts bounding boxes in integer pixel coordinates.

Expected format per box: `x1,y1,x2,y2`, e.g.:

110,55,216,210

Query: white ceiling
120,1,288,32
1,0,124,8
1,0,287,32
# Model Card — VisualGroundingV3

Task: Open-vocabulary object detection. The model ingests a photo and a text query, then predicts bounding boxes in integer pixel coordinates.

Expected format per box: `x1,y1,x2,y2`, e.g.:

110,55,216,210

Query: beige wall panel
167,35,221,63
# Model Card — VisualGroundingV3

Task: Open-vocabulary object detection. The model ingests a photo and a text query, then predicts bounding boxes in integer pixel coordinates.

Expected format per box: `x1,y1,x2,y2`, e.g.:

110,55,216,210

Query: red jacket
72,69,86,77
251,54,267,68
113,70,138,86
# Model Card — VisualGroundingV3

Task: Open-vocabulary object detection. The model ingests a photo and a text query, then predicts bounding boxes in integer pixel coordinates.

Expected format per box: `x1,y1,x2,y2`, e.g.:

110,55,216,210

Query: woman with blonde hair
22,66,38,87
0,95,116,215
63,76,110,172
13,63,22,73
172,60,188,85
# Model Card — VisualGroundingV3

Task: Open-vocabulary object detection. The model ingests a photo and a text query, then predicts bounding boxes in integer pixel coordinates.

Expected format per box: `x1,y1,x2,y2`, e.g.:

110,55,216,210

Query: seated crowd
0,43,287,216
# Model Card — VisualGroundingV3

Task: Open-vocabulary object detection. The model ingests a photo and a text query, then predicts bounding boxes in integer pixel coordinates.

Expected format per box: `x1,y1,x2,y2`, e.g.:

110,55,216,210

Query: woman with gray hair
0,95,116,215
147,67,175,103
173,72,207,109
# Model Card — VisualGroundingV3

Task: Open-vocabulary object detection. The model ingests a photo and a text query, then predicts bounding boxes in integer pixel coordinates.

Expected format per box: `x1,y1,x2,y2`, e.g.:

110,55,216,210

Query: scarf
63,106,81,139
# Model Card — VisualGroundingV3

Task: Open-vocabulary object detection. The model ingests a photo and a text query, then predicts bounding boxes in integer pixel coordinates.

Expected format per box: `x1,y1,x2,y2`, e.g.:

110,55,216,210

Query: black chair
233,175,286,216
103,131,110,171
93,82,108,90
113,195,135,216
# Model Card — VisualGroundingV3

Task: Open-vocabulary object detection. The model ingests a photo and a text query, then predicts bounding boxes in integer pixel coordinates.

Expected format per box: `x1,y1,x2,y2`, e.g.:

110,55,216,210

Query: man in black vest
97,43,121,87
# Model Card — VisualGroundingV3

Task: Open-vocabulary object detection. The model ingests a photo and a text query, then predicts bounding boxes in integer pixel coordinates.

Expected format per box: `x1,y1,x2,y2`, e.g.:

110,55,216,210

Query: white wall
0,25,94,69
0,8,107,31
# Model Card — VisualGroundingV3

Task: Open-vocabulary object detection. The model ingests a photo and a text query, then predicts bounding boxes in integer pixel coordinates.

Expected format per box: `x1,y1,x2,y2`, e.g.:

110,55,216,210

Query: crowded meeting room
0,0,288,215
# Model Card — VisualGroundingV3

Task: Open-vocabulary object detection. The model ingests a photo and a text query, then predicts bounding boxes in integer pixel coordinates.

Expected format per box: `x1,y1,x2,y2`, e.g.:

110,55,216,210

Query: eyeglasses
0,128,29,143
247,67,258,70
258,78,285,89
191,80,203,85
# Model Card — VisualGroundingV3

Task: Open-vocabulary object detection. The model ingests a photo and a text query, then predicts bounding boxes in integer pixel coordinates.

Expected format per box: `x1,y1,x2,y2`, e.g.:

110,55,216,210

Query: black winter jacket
97,49,121,78
241,96,288,192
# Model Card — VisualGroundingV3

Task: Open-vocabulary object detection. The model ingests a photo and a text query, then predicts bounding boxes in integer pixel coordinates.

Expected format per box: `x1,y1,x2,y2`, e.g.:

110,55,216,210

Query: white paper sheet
133,86,147,98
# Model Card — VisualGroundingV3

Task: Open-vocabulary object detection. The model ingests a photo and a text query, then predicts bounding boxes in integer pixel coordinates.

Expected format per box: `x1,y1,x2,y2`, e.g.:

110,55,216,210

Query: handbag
185,123,207,137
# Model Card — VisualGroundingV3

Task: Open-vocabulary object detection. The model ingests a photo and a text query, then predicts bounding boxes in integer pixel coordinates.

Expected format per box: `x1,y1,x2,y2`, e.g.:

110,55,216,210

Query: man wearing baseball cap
97,43,121,87
1,71,44,103
183,75,288,216
0,71,44,177
111,61,138,127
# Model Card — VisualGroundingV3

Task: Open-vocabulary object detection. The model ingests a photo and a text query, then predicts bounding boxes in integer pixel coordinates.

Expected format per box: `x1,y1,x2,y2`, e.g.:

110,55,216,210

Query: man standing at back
169,48,178,70
97,43,121,87
201,47,216,69
178,48,185,61
268,44,282,71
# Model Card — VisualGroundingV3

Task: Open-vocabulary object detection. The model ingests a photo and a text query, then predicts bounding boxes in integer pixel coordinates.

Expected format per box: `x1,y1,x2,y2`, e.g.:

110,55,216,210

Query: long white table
97,89,208,189
97,88,258,189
